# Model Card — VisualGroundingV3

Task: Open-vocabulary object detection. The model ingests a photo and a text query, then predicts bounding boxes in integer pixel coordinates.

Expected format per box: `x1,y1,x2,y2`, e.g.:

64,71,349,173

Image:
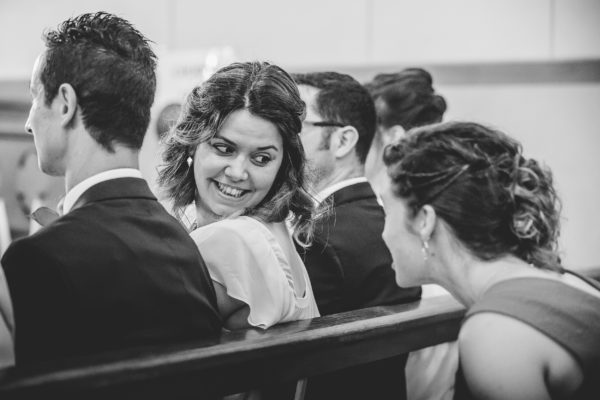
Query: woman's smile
213,180,250,199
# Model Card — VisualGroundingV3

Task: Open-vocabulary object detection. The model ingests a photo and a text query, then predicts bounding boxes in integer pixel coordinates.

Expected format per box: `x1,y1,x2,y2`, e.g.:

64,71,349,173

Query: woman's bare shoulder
459,312,582,400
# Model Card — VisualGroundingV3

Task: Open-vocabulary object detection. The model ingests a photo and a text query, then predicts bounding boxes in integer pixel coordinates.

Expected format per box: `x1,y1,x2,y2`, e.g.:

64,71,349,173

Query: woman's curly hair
383,121,562,271
158,61,316,245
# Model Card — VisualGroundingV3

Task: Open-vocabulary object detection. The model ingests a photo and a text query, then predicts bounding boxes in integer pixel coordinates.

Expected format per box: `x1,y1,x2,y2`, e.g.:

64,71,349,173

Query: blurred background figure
156,103,182,141
364,68,446,196
140,102,183,211
13,149,64,235
0,266,14,372
382,121,600,400
0,201,9,257
0,175,11,257
0,171,13,371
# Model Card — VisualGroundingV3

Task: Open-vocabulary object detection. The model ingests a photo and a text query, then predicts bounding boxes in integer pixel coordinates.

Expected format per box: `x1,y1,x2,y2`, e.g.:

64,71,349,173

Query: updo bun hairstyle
365,68,447,130
383,121,562,271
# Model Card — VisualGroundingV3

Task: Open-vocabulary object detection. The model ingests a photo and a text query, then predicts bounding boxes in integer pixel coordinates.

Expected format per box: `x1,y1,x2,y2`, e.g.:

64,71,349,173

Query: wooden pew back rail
0,265,598,399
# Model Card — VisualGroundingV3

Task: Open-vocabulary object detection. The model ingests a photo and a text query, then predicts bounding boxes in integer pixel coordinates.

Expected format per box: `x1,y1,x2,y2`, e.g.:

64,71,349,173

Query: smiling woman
192,109,283,223
158,62,320,347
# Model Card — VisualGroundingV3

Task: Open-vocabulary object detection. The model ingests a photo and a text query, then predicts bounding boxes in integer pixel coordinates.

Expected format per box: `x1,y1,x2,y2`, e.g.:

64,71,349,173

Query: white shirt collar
315,177,369,204
62,168,142,214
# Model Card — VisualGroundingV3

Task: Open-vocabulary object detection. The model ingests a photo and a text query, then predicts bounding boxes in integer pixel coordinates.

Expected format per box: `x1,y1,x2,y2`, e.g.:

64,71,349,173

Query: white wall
0,0,170,78
2,0,599,78
441,82,600,268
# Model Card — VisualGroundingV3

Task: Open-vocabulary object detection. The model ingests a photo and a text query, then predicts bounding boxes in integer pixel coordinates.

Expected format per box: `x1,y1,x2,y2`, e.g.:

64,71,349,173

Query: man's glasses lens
305,121,345,128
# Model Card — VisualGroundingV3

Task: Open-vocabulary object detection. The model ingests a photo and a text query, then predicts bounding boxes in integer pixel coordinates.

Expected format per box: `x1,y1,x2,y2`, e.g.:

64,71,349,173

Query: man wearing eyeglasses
293,72,421,400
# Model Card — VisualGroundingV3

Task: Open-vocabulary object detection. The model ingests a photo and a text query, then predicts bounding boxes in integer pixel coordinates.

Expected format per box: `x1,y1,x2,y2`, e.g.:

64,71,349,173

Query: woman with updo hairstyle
381,121,600,400
159,62,319,332
364,68,446,195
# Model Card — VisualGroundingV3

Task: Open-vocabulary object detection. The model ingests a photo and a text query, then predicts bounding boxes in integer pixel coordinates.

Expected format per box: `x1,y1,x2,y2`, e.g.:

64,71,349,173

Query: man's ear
333,126,359,158
56,83,77,127
414,204,437,242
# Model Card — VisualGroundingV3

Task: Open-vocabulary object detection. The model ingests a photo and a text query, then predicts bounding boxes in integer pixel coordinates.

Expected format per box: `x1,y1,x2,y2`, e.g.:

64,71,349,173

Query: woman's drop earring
186,156,193,168
421,239,430,261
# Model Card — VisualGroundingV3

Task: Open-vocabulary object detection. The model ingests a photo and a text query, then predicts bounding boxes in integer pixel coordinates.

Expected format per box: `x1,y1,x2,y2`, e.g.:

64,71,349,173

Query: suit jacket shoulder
300,181,420,315
2,177,221,365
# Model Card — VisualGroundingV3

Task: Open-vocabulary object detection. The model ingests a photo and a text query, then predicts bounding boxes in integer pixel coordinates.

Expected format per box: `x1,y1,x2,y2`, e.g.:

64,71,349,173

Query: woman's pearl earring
186,156,193,168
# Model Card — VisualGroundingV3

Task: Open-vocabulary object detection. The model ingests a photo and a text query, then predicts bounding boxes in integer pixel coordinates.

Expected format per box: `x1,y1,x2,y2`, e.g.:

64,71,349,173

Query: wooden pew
0,265,598,399
0,296,464,399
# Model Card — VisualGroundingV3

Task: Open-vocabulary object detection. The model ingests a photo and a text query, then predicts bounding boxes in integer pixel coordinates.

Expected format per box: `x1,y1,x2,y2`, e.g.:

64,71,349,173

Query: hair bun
509,156,560,256
432,95,447,114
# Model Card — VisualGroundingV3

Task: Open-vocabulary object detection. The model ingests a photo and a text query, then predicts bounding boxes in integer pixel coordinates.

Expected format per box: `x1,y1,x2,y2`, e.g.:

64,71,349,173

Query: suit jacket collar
330,181,377,206
71,177,156,211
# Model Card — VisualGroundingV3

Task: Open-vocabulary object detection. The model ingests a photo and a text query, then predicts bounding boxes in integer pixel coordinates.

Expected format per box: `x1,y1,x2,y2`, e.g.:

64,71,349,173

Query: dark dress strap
563,267,600,291
454,277,600,399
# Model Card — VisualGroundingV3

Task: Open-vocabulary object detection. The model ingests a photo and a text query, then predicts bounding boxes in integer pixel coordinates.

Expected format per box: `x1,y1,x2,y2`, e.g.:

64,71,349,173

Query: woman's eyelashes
210,141,274,167
211,142,233,155
252,153,273,166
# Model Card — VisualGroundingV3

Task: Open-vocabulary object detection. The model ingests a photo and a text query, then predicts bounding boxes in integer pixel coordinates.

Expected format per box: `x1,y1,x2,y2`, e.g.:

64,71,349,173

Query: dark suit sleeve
354,256,421,309
298,238,348,316
2,239,72,364
301,193,421,316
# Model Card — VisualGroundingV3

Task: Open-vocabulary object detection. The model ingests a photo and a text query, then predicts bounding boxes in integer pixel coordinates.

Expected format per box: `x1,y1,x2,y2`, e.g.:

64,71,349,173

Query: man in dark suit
293,72,421,399
1,12,221,365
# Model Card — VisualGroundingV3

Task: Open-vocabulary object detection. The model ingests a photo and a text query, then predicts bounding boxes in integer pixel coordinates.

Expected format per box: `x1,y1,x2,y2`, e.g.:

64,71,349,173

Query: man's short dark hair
293,72,376,164
41,12,157,151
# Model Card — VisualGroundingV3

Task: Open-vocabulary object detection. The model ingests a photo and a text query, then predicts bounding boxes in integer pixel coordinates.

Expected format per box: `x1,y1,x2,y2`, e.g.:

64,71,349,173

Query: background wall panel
441,82,600,268
554,0,600,59
370,0,552,64
172,0,370,68
0,0,170,79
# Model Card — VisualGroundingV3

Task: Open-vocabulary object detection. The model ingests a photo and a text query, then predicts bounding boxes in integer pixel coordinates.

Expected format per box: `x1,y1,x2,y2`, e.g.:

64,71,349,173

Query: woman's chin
197,198,257,225
393,268,421,288
212,205,248,221
395,276,416,288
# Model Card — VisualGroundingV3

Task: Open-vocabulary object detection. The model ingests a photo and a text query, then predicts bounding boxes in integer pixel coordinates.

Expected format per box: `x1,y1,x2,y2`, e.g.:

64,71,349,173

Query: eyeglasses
303,120,346,128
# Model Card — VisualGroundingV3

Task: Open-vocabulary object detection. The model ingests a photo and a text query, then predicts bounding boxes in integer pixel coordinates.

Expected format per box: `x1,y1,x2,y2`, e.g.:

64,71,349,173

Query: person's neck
436,253,535,307
314,163,365,194
64,147,139,193
365,129,391,186
365,144,382,184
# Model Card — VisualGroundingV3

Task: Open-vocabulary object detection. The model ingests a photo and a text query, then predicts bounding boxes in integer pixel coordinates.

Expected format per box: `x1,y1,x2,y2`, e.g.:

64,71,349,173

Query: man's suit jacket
299,181,421,400
299,181,421,315
1,178,221,365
